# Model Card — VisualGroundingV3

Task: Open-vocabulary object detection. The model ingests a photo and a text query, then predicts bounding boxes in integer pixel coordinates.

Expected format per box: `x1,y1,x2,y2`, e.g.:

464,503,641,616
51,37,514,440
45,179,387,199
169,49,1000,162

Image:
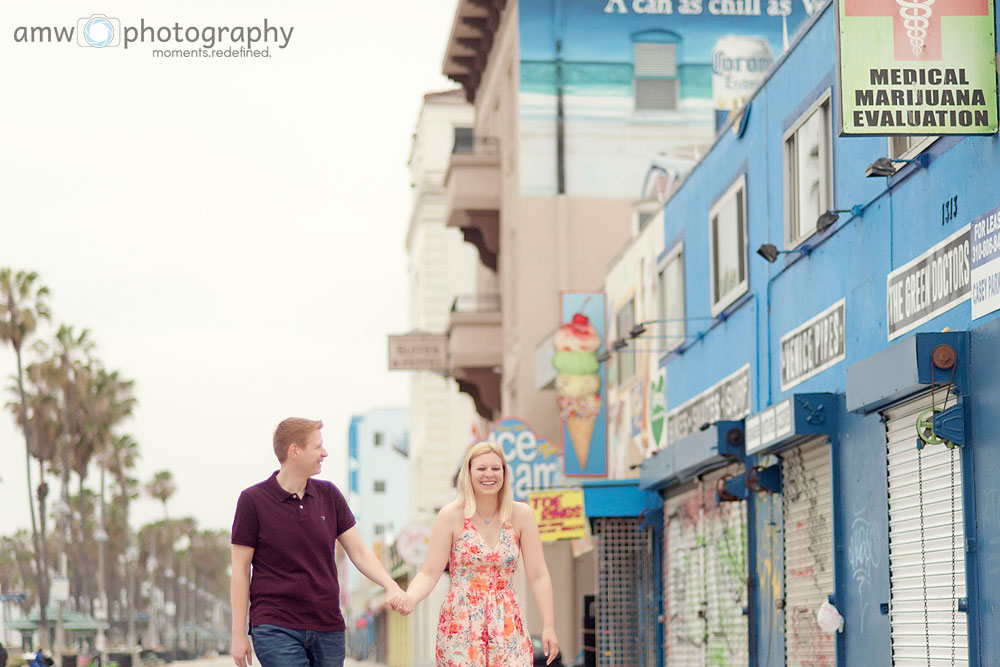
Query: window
616,298,636,385
634,41,679,111
373,480,386,493
709,175,748,316
783,93,831,248
373,432,384,447
452,126,474,154
658,245,686,352
888,134,936,161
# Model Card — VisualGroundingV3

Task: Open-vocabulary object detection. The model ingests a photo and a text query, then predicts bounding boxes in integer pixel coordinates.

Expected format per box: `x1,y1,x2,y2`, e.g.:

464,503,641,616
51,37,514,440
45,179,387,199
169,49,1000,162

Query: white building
404,89,483,666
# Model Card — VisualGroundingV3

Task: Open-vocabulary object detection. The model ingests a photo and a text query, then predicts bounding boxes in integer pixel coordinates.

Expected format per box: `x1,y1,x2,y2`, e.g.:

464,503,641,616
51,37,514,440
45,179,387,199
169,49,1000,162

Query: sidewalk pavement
179,657,385,667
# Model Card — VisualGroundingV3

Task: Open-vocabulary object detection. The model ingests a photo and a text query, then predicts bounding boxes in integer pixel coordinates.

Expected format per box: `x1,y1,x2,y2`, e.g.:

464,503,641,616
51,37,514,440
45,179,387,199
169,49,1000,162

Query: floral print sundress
436,517,533,666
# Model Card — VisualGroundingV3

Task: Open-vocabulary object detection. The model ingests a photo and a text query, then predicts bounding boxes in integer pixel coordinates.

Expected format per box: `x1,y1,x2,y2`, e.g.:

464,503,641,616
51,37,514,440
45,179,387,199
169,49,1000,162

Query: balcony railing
450,294,501,313
452,135,499,156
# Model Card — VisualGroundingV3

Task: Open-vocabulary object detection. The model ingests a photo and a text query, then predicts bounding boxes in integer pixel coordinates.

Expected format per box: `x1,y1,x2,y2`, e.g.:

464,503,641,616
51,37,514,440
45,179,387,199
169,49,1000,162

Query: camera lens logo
77,14,121,48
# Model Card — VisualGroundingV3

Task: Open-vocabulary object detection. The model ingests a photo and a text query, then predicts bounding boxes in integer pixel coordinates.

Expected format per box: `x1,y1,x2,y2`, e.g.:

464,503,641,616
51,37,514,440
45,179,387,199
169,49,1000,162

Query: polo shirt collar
266,470,315,501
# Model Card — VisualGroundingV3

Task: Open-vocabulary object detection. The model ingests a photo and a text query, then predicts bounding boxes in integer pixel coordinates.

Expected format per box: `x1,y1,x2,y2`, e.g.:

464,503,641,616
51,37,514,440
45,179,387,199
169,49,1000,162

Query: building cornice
442,0,508,103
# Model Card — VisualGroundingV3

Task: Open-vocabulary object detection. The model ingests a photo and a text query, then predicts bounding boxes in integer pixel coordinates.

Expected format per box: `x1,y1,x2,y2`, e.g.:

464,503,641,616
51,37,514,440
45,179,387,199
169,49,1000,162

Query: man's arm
231,545,254,667
337,526,406,609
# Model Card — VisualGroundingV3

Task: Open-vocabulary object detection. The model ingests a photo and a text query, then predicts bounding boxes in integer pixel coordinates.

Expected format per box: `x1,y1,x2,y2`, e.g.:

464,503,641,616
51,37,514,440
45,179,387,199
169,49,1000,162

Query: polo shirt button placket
293,494,303,510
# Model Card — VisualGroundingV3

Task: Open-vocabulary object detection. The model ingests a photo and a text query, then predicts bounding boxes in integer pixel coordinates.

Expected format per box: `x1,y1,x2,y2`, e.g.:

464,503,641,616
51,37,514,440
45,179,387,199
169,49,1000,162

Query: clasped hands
386,583,415,615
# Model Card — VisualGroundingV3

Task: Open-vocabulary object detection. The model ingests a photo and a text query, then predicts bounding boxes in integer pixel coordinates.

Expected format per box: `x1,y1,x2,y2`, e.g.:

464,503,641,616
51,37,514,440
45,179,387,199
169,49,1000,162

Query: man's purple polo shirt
231,472,355,632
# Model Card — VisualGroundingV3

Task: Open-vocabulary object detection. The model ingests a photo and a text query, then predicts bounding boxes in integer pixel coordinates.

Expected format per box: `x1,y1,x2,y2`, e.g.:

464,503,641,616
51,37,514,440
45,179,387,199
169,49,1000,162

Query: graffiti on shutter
663,464,748,667
665,487,705,665
703,465,749,667
781,437,835,665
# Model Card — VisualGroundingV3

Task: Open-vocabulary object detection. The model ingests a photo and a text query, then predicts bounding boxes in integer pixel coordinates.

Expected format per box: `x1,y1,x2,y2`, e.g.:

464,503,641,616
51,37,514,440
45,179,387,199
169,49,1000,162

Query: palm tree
105,434,140,634
74,366,136,617
146,470,177,520
0,268,52,648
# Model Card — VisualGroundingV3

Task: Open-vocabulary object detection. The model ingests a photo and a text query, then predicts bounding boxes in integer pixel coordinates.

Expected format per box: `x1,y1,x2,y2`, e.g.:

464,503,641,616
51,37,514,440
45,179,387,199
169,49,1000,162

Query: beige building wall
450,5,633,660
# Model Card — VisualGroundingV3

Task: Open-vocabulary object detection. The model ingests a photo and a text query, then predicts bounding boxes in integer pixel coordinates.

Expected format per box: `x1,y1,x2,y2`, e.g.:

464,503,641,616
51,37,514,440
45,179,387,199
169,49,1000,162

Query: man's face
292,429,327,476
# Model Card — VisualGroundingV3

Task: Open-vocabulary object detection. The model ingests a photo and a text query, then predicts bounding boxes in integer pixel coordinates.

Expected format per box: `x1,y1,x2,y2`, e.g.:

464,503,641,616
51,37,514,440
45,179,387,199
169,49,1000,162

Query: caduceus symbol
896,0,935,55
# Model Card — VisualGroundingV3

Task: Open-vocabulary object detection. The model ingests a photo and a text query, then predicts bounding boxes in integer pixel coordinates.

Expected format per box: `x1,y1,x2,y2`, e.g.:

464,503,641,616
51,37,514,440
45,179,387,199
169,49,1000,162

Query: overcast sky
0,0,457,536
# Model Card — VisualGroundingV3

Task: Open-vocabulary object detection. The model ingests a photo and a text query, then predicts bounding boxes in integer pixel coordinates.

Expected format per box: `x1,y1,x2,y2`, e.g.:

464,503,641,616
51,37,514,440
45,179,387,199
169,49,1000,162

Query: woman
397,441,559,666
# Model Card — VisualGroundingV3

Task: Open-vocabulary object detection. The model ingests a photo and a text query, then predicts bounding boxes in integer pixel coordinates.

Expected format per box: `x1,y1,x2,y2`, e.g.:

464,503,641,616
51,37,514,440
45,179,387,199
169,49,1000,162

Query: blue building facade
346,408,410,595
586,2,1000,665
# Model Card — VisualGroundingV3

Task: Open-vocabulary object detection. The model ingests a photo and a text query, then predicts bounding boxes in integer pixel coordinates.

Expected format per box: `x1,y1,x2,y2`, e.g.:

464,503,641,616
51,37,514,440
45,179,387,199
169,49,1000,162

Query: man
231,417,407,667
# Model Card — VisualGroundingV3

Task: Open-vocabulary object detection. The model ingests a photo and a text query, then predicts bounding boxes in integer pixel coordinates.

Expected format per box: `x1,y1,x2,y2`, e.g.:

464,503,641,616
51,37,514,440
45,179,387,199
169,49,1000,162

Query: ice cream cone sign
554,293,607,475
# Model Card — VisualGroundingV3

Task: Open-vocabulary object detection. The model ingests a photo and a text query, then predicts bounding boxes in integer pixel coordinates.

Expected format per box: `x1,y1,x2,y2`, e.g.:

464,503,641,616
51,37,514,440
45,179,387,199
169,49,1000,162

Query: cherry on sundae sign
553,292,608,477
836,0,997,135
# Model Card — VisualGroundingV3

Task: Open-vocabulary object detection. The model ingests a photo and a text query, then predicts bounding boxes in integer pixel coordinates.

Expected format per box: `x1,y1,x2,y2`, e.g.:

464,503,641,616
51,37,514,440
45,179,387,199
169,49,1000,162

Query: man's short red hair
273,417,323,462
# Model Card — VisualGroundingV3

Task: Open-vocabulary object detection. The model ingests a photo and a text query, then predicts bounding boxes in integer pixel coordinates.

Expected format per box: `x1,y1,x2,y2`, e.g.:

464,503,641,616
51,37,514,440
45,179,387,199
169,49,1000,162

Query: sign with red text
528,488,586,542
836,0,997,134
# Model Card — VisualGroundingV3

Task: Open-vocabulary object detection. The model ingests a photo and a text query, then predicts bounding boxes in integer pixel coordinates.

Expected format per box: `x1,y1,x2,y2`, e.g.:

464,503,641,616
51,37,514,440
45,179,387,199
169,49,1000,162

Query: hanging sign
886,225,970,340
666,364,751,446
528,488,586,542
971,204,1000,319
835,0,998,135
780,299,846,391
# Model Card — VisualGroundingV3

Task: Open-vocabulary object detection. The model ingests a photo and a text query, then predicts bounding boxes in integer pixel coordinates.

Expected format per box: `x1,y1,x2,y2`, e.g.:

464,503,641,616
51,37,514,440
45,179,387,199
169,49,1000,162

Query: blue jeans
251,624,346,667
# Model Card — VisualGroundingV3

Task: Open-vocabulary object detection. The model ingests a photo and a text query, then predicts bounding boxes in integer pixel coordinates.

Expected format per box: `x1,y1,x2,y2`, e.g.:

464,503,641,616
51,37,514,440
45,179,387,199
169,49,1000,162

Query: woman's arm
400,504,457,609
517,503,560,664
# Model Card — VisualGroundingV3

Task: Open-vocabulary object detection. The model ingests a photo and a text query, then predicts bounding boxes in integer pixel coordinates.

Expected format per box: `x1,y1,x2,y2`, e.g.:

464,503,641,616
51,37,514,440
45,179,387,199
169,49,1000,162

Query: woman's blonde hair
457,441,514,525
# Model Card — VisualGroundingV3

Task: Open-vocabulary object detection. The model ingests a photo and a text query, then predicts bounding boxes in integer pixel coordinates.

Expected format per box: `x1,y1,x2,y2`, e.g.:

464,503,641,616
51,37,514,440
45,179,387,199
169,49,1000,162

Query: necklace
476,507,498,525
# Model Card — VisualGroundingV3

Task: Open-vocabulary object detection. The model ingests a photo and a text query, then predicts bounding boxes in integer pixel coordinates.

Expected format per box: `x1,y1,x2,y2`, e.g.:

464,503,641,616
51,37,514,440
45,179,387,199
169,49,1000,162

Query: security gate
664,485,704,665
781,437,835,665
593,517,656,667
663,465,748,667
883,393,968,666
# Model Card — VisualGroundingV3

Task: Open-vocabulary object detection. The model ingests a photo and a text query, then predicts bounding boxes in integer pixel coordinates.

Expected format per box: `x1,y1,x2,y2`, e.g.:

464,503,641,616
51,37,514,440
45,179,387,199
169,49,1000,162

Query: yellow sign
528,489,586,542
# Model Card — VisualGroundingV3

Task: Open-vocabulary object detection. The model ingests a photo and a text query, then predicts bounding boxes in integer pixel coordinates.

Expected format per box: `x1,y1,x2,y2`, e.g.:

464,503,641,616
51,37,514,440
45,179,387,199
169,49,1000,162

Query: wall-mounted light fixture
755,243,808,263
865,154,929,178
816,204,865,233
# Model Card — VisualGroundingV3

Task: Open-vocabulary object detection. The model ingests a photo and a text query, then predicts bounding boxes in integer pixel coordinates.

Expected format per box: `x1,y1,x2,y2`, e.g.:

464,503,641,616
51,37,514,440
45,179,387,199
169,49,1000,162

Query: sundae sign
553,292,608,476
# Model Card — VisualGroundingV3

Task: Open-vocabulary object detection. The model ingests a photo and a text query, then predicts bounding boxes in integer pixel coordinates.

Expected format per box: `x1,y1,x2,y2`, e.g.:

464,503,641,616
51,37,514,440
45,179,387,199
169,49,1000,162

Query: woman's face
470,452,504,496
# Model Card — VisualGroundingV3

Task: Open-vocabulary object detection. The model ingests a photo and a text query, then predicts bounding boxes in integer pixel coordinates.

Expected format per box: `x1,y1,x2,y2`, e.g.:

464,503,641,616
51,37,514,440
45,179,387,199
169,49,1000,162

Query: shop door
593,517,656,667
883,393,968,666
781,437,835,665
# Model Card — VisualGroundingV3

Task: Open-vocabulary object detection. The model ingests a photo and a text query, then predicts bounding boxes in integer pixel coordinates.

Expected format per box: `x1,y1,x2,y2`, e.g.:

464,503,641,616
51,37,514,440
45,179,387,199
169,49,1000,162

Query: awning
581,479,660,520
638,420,745,491
744,393,839,456
846,331,969,414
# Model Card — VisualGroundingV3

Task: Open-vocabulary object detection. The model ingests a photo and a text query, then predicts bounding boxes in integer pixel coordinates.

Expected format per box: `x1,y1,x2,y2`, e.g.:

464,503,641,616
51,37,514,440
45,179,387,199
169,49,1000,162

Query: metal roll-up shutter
593,517,656,667
664,487,705,665
703,465,749,667
883,393,968,666
781,437,835,665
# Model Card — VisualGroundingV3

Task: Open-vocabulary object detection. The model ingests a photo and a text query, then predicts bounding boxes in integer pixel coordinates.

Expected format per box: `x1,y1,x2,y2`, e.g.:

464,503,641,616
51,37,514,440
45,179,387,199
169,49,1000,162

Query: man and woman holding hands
231,418,558,667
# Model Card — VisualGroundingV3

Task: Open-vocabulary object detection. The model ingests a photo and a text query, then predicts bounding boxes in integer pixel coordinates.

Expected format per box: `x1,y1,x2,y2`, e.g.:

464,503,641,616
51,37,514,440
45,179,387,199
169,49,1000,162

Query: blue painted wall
650,2,1000,664
345,408,409,593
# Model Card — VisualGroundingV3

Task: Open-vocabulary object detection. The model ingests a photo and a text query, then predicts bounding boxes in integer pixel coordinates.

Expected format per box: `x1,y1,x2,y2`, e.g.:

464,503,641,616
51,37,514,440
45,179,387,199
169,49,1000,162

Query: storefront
581,480,661,667
846,332,977,665
640,421,747,666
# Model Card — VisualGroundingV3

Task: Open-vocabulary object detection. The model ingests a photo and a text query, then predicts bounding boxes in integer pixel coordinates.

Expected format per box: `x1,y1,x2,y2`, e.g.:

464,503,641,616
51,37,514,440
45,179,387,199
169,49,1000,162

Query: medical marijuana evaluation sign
835,0,998,135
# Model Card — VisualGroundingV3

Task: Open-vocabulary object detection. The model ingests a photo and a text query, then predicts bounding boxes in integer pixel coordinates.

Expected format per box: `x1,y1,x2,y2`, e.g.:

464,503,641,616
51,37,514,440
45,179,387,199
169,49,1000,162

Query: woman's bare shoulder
510,500,534,525
439,499,466,522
